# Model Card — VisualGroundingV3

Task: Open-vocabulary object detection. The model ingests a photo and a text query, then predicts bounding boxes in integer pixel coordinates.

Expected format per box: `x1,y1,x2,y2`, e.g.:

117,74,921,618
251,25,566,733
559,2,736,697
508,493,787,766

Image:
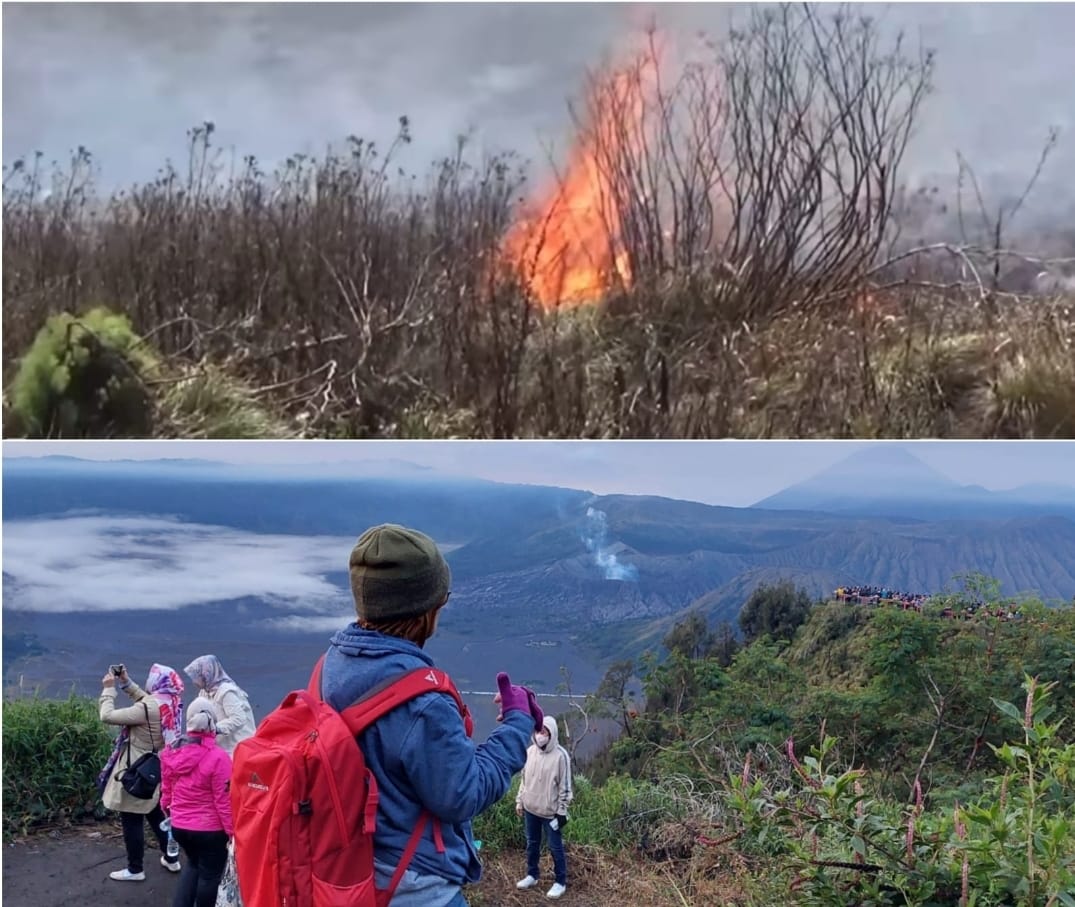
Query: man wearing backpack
325,523,546,905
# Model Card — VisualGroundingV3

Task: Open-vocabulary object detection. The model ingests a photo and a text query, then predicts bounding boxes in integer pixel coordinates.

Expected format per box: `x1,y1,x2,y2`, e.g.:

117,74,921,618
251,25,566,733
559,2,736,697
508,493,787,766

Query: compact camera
110,664,125,676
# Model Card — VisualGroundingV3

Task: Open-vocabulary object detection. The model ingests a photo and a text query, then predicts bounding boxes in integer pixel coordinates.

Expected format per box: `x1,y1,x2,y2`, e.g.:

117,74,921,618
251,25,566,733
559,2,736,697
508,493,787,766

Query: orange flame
502,60,654,309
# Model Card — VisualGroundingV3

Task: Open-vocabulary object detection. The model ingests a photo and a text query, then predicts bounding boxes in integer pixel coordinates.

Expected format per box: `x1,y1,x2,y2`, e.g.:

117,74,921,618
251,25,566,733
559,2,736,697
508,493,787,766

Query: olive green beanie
349,524,451,622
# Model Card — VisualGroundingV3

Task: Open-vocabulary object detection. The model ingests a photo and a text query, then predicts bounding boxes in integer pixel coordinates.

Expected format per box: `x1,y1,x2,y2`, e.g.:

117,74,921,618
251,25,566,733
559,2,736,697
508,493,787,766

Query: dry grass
3,139,1071,439
4,6,1072,440
471,844,760,907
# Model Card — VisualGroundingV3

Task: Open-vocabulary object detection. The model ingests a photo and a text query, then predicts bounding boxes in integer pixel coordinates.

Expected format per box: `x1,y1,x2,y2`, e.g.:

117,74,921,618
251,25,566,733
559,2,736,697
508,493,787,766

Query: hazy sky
4,3,1074,216
4,440,1073,506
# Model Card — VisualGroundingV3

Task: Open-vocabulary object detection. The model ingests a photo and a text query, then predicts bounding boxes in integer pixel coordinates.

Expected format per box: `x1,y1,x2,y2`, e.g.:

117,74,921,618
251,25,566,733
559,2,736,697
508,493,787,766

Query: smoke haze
4,3,1073,223
582,507,638,582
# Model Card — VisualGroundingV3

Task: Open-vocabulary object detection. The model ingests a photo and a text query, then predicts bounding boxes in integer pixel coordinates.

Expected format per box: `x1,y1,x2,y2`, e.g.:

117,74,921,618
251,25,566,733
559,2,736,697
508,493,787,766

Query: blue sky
4,440,1073,507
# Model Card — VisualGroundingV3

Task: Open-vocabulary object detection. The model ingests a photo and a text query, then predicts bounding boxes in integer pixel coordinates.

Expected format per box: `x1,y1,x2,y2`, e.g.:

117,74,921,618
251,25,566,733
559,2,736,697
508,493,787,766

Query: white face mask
535,732,551,747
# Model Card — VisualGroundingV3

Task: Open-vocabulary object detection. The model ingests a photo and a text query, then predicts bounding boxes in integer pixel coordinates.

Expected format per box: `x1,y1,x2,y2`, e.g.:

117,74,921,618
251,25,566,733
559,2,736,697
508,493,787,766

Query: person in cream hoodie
515,716,573,899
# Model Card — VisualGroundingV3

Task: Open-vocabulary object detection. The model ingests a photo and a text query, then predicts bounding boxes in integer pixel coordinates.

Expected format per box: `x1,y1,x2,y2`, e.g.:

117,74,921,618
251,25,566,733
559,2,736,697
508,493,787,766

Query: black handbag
116,703,161,799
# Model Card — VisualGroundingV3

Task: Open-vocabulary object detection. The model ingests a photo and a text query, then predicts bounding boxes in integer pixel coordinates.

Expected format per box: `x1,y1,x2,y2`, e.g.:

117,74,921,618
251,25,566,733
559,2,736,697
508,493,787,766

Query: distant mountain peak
752,446,1075,522
753,446,956,512
809,446,955,489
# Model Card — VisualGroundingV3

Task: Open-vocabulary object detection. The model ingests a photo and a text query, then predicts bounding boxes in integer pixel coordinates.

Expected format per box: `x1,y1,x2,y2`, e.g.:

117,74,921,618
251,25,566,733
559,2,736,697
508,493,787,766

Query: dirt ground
1,824,713,907
2,824,180,907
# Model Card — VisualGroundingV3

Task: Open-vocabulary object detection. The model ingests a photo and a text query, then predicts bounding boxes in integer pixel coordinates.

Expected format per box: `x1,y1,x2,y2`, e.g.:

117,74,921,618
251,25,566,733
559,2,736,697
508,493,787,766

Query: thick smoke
581,507,638,581
5,3,1073,228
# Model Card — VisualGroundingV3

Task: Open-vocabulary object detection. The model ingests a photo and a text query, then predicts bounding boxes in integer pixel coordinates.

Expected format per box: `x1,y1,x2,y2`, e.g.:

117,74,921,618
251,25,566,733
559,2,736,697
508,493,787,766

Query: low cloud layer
2,515,353,615
263,615,355,634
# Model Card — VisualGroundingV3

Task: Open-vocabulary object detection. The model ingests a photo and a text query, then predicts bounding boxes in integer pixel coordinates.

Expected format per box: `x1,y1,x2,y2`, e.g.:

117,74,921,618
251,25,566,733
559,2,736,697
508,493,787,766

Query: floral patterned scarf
146,663,185,745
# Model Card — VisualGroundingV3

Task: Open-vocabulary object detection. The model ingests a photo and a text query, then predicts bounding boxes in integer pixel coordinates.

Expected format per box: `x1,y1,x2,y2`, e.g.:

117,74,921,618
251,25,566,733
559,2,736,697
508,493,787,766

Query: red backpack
231,656,473,907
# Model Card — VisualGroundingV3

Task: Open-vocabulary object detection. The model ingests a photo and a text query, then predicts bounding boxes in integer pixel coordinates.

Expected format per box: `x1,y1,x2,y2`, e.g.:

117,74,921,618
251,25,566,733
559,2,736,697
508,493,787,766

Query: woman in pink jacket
161,698,234,907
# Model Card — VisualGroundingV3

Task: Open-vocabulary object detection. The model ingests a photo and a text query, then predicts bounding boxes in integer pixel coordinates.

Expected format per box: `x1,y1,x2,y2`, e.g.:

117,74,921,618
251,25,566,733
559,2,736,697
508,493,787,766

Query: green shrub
9,307,157,437
473,776,526,852
724,678,1075,906
2,695,113,836
955,679,1075,905
568,773,678,851
474,771,690,854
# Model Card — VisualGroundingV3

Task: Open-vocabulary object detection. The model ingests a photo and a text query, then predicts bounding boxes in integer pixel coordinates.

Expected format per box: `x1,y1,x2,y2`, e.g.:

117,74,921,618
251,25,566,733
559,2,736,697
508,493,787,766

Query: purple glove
495,672,544,731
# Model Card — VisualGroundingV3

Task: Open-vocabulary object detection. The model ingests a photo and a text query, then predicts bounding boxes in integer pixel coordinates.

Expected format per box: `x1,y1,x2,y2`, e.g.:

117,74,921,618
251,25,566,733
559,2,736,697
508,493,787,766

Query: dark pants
120,806,175,873
524,810,567,886
172,828,229,907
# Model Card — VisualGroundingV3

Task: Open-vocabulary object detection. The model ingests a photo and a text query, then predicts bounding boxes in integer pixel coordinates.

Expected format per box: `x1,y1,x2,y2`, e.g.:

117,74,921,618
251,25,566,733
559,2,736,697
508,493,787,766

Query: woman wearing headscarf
98,663,185,881
162,698,234,907
183,655,256,756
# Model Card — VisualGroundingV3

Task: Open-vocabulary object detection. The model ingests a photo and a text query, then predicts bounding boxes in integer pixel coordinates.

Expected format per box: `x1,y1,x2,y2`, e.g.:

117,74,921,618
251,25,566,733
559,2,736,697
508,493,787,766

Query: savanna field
4,6,1074,441
5,582,1075,905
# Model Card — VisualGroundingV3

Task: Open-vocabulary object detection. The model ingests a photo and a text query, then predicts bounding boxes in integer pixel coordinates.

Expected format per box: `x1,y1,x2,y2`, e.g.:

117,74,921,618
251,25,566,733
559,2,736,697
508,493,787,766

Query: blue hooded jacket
320,624,532,885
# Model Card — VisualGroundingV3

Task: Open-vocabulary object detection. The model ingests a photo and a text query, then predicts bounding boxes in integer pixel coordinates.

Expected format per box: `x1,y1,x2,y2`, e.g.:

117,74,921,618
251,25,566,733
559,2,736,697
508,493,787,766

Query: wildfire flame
501,61,654,309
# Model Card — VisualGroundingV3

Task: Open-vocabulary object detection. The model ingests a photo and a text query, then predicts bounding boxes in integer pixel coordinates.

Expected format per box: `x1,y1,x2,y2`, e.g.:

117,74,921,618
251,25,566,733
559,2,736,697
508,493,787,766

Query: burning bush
2,6,1071,440
501,5,933,322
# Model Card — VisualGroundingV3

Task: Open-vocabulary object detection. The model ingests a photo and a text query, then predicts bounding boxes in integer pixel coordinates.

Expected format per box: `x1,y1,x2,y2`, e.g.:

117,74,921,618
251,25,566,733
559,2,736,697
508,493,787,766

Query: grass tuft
2,695,113,838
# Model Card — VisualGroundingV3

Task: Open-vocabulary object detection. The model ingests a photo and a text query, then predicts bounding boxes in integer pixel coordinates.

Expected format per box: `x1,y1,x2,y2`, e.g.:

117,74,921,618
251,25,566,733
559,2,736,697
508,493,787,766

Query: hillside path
3,826,178,906
2,824,692,907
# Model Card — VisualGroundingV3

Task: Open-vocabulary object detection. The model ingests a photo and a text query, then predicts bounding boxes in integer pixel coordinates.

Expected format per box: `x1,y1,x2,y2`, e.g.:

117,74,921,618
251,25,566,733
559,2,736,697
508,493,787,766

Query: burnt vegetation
4,5,1073,439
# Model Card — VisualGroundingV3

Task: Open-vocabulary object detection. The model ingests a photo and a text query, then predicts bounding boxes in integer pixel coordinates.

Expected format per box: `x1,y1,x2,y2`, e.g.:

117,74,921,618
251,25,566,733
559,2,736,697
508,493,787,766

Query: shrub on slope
2,695,112,837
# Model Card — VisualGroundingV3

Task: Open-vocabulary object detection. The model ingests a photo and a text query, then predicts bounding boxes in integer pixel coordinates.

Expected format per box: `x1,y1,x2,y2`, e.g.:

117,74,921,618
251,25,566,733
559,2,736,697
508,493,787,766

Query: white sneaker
516,875,539,890
547,882,566,899
161,855,181,872
109,869,146,882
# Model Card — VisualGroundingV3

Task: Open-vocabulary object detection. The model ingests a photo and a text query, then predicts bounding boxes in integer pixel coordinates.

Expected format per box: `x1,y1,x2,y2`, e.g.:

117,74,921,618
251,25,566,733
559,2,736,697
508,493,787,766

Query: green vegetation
475,773,678,855
3,306,292,439
6,577,1073,903
600,583,1075,787
738,580,814,645
726,680,1075,905
8,307,157,437
579,579,1075,903
2,695,112,837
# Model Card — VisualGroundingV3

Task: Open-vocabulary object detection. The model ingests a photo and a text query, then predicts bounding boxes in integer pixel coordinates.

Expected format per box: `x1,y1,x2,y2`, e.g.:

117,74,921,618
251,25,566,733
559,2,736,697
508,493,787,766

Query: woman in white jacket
515,716,573,900
182,655,256,756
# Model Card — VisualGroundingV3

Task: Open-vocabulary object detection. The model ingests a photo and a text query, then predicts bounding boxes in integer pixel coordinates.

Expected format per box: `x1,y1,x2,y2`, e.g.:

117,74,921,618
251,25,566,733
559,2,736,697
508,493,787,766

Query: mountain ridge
753,446,1075,520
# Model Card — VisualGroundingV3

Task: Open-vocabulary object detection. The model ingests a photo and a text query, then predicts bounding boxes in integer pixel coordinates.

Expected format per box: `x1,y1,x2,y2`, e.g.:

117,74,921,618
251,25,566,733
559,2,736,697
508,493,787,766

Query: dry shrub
3,8,1071,440
158,366,294,439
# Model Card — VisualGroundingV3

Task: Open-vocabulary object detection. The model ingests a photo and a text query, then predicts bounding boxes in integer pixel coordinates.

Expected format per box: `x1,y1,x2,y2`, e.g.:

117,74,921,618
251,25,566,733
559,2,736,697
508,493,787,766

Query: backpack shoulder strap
341,668,471,737
304,656,470,905
142,702,159,753
307,654,473,737
307,654,327,697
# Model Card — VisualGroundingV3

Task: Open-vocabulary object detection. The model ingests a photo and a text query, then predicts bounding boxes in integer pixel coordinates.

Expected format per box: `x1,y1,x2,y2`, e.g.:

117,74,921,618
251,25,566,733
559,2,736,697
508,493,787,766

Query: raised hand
494,672,544,731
